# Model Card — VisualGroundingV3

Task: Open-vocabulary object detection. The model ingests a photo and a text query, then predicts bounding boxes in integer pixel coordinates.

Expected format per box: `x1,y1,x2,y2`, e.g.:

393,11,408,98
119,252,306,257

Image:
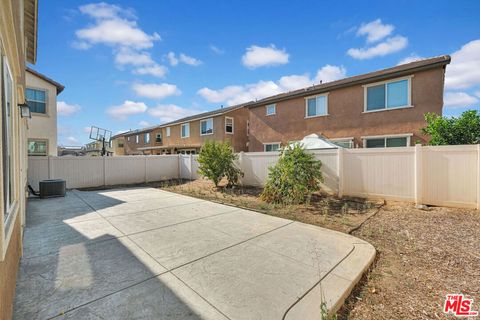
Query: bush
261,144,323,204
197,140,243,188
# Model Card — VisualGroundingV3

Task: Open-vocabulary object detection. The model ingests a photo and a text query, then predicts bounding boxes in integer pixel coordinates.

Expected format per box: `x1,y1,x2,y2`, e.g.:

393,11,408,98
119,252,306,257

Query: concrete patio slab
15,187,375,319
22,217,124,258
62,273,228,320
14,237,166,320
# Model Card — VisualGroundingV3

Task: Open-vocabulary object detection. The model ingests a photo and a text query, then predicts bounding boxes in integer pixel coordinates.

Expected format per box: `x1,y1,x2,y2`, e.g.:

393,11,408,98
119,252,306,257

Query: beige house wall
26,71,58,156
0,0,35,319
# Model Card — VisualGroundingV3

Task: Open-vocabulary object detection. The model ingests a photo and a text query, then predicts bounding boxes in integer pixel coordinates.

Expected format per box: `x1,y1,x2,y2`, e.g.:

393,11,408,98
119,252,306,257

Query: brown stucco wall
0,215,22,320
248,67,445,151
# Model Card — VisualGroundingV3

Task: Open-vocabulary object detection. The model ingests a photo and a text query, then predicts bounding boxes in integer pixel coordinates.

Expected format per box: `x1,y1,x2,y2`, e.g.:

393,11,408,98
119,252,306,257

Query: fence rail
28,145,480,209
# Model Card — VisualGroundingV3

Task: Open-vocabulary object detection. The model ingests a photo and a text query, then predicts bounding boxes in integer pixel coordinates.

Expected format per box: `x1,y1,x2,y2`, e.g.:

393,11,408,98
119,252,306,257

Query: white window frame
135,135,139,143
127,136,130,141
330,137,354,148
225,116,234,134
144,132,150,144
361,133,413,148
263,142,281,152
166,127,171,137
363,75,413,113
200,118,214,136
181,123,190,138
28,139,49,156
266,104,276,116
1,54,19,261
305,93,329,118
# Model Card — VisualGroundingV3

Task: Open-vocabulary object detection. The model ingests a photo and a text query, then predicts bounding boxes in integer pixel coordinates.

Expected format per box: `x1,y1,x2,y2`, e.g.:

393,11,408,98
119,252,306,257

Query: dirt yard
158,178,480,320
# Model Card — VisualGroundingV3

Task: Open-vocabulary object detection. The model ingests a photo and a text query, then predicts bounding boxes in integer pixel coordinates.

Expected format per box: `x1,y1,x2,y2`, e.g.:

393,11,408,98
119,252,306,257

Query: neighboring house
110,133,126,156
84,140,113,156
26,68,64,156
0,1,38,319
57,146,85,157
247,56,451,152
124,103,250,155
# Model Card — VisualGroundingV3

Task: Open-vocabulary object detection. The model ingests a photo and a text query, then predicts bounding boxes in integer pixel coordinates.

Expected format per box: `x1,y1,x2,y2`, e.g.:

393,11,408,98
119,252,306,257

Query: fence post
103,156,106,186
178,154,181,180
477,145,480,209
414,144,422,205
144,156,148,183
337,148,344,198
47,156,52,179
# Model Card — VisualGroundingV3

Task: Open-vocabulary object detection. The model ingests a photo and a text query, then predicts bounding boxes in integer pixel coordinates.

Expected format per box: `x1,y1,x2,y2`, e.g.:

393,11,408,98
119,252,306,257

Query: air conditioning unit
39,179,66,199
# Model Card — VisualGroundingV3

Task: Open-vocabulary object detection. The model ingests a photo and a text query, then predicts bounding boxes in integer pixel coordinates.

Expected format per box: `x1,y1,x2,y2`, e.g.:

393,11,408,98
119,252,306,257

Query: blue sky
32,0,480,145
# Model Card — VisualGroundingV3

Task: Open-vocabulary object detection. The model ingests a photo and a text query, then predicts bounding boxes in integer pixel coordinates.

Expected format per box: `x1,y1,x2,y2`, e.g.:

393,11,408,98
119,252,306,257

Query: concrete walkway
14,187,375,319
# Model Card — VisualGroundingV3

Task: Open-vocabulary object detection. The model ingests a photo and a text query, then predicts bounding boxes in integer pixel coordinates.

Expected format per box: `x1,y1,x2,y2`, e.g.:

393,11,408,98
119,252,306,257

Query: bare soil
157,179,480,320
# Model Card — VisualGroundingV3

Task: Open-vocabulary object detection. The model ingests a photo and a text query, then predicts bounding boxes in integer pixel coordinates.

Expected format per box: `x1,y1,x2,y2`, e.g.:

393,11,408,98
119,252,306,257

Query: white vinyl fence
28,145,480,209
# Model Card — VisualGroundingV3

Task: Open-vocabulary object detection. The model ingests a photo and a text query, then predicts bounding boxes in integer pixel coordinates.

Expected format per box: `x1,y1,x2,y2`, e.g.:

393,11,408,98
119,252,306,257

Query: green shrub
261,144,323,204
197,140,243,188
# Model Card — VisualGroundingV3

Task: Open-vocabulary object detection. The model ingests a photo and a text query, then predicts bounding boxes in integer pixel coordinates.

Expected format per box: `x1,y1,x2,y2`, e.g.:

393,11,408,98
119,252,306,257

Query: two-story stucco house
0,0,38,318
247,56,451,152
25,68,64,156
123,103,250,155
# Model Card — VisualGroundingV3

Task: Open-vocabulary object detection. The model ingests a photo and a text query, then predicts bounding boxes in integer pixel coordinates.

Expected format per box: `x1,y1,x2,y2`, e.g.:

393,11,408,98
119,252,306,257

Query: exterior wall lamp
18,103,31,118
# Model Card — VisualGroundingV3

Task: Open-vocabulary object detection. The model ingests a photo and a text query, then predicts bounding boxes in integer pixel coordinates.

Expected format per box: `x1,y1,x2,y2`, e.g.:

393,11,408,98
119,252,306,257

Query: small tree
261,144,323,204
197,140,243,188
422,110,480,145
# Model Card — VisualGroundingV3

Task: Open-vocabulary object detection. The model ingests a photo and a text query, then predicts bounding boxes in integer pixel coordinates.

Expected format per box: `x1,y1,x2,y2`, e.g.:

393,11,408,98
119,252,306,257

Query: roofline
26,67,65,94
122,103,249,137
247,55,451,108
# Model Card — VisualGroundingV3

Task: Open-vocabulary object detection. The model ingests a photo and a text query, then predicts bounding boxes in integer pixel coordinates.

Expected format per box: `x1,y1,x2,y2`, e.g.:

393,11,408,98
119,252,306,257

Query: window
181,123,190,138
127,136,130,141
2,56,15,221
166,127,171,137
266,104,276,116
225,117,234,134
365,78,410,111
264,143,281,152
144,132,150,143
156,133,162,142
118,142,124,148
306,94,328,117
363,135,410,148
247,120,250,136
135,135,139,143
26,88,47,114
331,139,354,148
200,118,213,135
28,140,48,156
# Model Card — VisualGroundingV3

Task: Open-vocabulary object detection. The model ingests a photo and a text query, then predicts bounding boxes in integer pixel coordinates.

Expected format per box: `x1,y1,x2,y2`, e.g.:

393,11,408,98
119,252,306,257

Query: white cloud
79,3,132,20
83,126,92,134
66,136,80,145
398,53,424,65
106,100,148,120
132,83,181,99
133,64,167,78
209,45,224,55
57,101,81,116
476,90,480,98
148,104,200,123
445,39,480,90
197,86,244,103
71,41,91,50
444,92,479,108
315,65,347,83
166,52,202,66
198,64,346,105
114,48,154,66
347,35,408,60
76,18,160,50
242,45,289,69
357,19,394,43
138,120,151,127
